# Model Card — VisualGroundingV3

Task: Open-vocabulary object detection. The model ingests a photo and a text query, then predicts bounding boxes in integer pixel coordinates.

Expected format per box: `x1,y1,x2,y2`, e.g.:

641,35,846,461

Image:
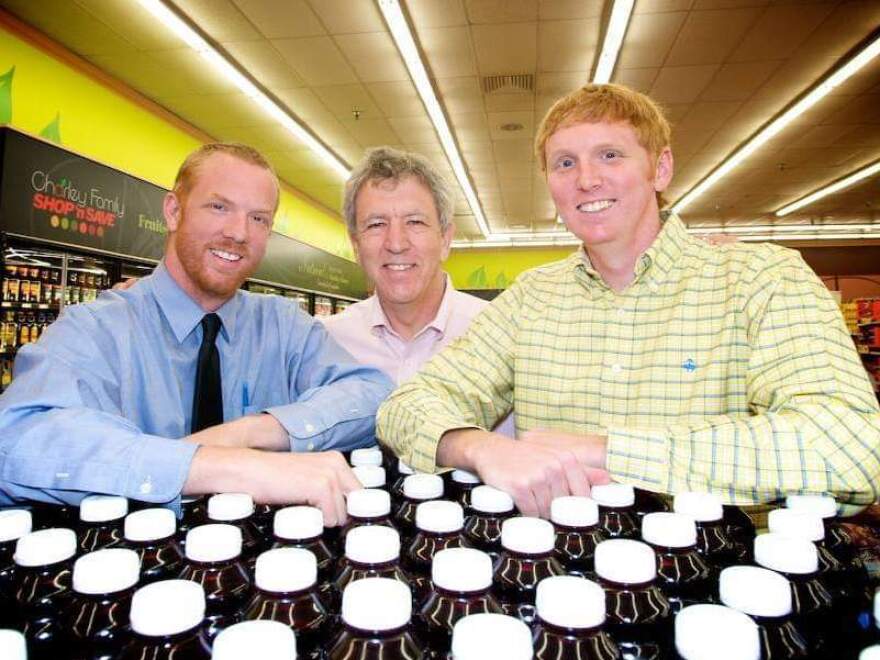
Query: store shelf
857,320,880,328
0,301,58,309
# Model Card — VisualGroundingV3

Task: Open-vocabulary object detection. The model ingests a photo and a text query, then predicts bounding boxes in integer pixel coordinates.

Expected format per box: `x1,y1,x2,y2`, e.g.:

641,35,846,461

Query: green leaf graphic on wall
467,266,488,289
40,112,62,144
495,272,509,289
0,66,14,124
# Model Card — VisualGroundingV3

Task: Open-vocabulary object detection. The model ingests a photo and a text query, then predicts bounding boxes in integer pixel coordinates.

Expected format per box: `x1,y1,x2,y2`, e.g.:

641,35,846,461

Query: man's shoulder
688,238,804,275
510,252,580,290
321,297,370,331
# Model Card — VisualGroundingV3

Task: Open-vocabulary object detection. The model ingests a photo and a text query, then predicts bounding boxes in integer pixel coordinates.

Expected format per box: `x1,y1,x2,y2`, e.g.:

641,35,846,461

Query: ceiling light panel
775,159,880,217
592,0,635,84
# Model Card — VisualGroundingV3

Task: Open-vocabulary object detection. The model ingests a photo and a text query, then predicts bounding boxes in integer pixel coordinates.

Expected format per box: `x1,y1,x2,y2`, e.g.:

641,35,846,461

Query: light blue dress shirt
0,262,393,508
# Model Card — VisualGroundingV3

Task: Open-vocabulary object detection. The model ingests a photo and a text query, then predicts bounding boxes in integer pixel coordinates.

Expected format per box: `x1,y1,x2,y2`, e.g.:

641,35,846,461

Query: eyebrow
206,193,273,215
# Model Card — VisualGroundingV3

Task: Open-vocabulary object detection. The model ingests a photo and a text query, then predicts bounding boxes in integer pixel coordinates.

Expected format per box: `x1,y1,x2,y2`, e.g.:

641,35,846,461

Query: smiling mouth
210,248,242,262
385,264,415,271
577,199,615,213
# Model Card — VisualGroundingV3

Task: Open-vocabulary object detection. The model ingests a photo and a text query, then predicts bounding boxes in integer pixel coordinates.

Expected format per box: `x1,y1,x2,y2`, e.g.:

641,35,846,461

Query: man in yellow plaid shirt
376,83,880,519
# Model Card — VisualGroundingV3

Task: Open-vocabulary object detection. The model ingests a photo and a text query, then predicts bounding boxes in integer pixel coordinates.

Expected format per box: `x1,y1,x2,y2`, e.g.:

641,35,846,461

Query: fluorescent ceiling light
376,0,490,238
775,159,880,216
135,0,349,179
592,0,635,84
694,222,880,234
670,33,880,216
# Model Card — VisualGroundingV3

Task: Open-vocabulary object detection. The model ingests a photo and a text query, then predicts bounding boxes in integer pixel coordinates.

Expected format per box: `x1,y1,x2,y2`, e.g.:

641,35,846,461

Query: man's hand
519,429,608,468
188,414,289,451
185,446,360,526
438,429,611,519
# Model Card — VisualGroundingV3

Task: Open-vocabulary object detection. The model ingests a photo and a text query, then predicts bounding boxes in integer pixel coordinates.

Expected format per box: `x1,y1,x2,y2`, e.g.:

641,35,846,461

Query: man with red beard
0,143,392,525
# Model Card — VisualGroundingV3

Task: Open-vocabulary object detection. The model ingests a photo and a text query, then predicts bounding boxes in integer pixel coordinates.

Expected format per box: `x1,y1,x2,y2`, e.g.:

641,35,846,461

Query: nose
222,210,249,243
383,218,410,253
576,162,601,191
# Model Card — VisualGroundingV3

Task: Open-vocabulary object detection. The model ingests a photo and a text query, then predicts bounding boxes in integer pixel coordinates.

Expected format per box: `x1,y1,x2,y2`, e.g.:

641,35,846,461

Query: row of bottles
2,264,108,305
0,311,56,351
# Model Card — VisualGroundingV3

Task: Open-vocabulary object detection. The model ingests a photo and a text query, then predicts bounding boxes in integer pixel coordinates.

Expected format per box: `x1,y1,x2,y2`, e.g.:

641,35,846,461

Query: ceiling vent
482,74,534,95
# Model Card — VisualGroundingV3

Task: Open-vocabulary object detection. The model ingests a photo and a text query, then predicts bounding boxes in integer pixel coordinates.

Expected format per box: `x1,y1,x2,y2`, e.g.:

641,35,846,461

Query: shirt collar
368,273,454,339
148,261,240,344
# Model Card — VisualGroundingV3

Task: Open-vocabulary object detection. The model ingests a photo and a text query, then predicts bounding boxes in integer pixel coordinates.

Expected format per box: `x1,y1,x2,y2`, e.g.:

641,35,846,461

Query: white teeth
386,264,413,271
577,200,614,213
211,249,241,262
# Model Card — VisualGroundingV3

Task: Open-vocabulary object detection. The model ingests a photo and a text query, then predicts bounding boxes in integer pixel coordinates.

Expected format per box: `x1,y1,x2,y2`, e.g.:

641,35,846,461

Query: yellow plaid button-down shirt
376,215,880,505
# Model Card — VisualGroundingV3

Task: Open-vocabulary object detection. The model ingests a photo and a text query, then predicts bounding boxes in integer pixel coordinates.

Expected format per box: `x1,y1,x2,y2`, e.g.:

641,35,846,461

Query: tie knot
201,313,221,343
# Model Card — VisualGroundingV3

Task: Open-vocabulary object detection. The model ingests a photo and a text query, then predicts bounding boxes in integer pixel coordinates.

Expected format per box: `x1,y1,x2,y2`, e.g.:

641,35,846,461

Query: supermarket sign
0,128,367,298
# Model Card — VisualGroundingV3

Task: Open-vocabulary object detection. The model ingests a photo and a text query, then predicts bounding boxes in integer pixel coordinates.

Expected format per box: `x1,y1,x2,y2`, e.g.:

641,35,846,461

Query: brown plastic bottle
340,488,396,549
492,516,565,625
674,491,739,571
550,495,605,577
755,532,836,658
272,505,336,586
674,604,760,660
405,500,470,604
594,538,673,660
394,474,444,546
720,565,810,659
328,577,423,660
333,525,411,610
634,488,669,517
591,484,639,539
177,496,207,544
416,547,502,657
390,460,416,509
179,523,252,641
212,620,297,660
242,547,330,660
450,612,533,659
67,547,140,659
642,512,715,613
723,504,755,563
0,509,32,626
12,527,77,660
78,495,128,553
119,579,211,659
123,508,184,585
448,470,481,511
533,575,621,660
206,493,264,569
463,485,516,565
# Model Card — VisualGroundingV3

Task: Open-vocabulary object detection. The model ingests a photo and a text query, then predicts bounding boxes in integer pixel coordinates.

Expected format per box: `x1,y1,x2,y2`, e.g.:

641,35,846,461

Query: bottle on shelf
340,488,396,547
0,509,32,625
448,469,481,510
123,508,184,585
674,491,740,570
591,483,640,539
271,505,336,585
78,494,128,552
550,495,605,577
463,485,516,564
206,493,264,568
394,474,444,545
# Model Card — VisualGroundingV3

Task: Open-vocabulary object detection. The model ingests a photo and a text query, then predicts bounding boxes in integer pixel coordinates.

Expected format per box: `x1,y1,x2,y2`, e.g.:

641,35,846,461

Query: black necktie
191,313,223,433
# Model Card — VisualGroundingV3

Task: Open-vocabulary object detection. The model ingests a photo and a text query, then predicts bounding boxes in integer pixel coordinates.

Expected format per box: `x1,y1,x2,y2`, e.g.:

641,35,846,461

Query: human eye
209,201,227,212
554,156,575,170
251,214,271,227
601,149,622,161
363,218,386,232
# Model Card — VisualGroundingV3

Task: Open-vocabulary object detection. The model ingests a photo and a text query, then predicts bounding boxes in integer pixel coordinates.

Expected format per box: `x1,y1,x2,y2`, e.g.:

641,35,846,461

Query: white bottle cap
0,509,32,543
501,516,555,554
353,465,386,489
470,485,514,514
642,512,697,548
255,547,317,593
785,494,837,519
416,500,464,533
591,483,634,508
451,613,533,660
719,565,792,617
767,509,824,542
274,506,323,540
0,629,26,660
551,496,598,528
754,532,818,575
79,495,128,523
14,528,77,567
185,524,242,563
347,489,392,518
213,620,297,660
341,577,411,631
452,469,480,485
861,647,880,660
403,474,444,500
73,548,140,594
594,539,656,584
207,493,254,522
344,525,400,564
124,508,176,542
673,492,724,522
432,547,493,592
398,460,415,476
536,575,605,629
675,604,760,660
129,579,205,637
350,447,383,467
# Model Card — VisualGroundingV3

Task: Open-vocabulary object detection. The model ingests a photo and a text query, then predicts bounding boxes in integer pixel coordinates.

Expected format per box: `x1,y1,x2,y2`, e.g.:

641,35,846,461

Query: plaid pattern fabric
377,215,880,505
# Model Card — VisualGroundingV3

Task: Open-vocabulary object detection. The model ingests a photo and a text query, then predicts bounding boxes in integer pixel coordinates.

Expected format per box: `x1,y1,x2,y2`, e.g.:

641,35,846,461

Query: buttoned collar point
148,261,240,344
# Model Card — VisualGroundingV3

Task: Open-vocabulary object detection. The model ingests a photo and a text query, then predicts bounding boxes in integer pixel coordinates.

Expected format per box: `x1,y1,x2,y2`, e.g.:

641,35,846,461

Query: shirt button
306,442,315,451
649,280,659,292
617,307,625,317
139,482,152,495
611,363,622,374
304,423,314,433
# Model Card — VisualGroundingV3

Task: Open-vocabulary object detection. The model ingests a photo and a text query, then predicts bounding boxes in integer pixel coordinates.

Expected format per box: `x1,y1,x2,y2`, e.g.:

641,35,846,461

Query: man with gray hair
324,147,513,436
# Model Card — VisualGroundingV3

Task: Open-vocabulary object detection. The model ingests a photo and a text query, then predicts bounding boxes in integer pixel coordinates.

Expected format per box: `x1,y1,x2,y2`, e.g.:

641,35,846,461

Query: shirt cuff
264,402,373,453
125,435,199,505
605,427,670,492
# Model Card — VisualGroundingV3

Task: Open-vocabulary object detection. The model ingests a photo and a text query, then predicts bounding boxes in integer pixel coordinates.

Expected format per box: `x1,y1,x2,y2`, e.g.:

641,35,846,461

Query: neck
586,212,663,293
380,274,447,341
164,249,230,313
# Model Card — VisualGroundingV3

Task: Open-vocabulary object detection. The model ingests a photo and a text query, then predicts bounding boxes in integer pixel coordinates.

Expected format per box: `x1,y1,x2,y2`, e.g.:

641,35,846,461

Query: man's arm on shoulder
604,248,880,506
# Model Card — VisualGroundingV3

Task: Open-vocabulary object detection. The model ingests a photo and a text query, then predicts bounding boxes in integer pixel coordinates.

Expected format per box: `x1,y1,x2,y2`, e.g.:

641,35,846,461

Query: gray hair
342,146,454,234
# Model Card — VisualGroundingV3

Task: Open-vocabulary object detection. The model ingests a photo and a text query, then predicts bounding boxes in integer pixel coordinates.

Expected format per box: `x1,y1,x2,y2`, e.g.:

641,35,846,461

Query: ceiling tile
537,0,603,21
418,26,478,78
176,0,262,41
232,0,325,38
465,0,538,24
537,19,599,73
275,87,332,120
454,113,492,142
614,68,660,94
650,65,720,104
339,117,401,147
221,40,305,89
367,81,425,118
273,37,357,85
493,139,532,163
312,84,382,121
407,0,468,28
665,7,763,66
308,0,385,33
617,11,687,69
388,116,437,143
633,1,694,13
484,93,535,113
729,4,834,63
335,32,409,83
698,60,780,102
74,0,182,51
488,111,534,140
437,77,484,114
471,23,537,75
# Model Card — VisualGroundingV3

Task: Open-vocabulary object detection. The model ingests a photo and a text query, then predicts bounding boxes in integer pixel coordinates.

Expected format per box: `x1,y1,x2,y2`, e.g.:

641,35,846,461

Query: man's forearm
436,427,494,470
186,413,289,451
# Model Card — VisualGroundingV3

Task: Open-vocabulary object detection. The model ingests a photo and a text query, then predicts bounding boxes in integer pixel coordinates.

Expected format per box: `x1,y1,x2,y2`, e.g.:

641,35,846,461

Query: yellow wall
0,19,355,261
445,246,575,290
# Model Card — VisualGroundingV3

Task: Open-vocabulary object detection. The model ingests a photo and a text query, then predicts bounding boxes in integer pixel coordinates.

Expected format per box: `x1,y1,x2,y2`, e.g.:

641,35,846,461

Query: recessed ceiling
1,0,879,241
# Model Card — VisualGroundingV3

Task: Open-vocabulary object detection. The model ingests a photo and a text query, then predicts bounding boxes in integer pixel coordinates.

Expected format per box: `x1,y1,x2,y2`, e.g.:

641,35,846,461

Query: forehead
189,152,278,207
355,175,436,215
547,120,644,151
